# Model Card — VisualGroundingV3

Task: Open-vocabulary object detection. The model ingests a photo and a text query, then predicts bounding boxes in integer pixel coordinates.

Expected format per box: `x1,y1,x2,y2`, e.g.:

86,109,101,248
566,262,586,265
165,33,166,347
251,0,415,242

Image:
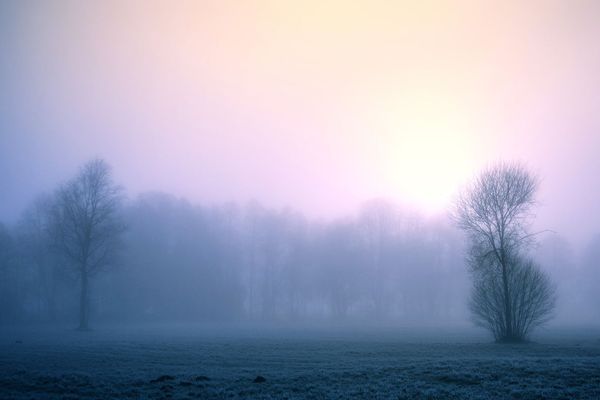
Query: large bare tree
50,159,125,329
454,162,555,342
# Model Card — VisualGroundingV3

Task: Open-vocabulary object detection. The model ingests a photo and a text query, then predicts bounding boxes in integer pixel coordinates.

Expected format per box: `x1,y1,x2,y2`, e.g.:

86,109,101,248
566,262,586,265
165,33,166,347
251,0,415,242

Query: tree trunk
79,269,89,330
48,269,57,322
501,262,513,340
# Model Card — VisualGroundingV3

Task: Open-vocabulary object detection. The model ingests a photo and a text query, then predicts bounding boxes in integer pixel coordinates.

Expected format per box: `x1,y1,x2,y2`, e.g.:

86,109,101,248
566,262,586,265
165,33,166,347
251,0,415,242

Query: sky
1,0,599,247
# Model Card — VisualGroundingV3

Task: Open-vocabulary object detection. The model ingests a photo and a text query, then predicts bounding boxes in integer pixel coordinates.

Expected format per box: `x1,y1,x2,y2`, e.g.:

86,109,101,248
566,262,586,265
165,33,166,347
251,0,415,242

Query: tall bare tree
454,162,555,342
50,159,125,330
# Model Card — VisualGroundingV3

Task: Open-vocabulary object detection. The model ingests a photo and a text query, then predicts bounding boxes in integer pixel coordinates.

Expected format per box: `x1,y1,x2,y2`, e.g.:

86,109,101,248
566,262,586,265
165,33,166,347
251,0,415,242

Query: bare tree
50,159,125,330
454,162,555,342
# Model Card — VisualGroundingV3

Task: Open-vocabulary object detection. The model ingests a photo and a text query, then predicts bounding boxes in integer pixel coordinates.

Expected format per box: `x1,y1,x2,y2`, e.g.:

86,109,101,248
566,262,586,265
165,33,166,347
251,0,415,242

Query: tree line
0,159,598,341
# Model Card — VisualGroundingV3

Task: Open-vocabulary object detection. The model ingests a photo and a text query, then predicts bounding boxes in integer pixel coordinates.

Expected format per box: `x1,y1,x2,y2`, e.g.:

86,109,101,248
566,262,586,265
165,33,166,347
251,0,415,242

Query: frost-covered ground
1,324,599,399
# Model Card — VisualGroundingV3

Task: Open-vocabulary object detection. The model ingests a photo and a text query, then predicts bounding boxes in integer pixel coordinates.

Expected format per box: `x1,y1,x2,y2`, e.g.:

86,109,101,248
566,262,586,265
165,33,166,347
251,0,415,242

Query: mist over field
1,1,600,399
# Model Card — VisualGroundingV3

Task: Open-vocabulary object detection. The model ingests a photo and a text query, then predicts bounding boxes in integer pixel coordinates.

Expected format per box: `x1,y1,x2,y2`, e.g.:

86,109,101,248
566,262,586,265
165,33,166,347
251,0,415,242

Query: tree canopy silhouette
50,159,125,330
454,162,555,342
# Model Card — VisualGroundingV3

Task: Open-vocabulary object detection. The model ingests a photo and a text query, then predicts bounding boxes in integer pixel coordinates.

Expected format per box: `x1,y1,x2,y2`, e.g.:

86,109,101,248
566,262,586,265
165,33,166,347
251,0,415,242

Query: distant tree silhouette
18,195,59,320
454,162,555,342
50,159,125,330
0,223,18,322
358,199,397,318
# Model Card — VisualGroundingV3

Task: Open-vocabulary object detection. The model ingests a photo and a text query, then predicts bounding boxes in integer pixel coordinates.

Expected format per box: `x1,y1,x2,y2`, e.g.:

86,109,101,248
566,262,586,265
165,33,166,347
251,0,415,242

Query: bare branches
51,159,125,273
470,258,556,341
454,162,555,342
454,162,539,260
49,159,125,329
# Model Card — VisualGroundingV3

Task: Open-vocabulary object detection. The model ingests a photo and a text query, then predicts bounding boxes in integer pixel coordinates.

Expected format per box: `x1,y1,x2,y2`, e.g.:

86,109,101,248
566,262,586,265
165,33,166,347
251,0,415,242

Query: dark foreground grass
0,324,599,399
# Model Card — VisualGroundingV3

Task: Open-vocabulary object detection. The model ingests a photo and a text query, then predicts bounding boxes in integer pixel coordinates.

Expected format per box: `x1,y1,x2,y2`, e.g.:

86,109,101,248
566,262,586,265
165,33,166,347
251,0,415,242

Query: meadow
1,324,599,399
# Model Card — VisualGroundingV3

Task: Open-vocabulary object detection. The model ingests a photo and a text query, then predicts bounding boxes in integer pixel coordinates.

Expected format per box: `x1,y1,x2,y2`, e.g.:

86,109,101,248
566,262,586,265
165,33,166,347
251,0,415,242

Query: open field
1,325,599,399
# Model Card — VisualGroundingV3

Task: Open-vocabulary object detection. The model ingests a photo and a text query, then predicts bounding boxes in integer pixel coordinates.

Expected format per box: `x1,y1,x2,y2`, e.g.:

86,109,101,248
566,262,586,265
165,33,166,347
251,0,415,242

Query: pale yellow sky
1,0,600,244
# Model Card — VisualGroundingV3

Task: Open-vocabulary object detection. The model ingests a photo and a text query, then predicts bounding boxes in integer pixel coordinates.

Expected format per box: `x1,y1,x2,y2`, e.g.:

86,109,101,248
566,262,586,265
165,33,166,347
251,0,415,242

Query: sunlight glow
373,91,478,214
